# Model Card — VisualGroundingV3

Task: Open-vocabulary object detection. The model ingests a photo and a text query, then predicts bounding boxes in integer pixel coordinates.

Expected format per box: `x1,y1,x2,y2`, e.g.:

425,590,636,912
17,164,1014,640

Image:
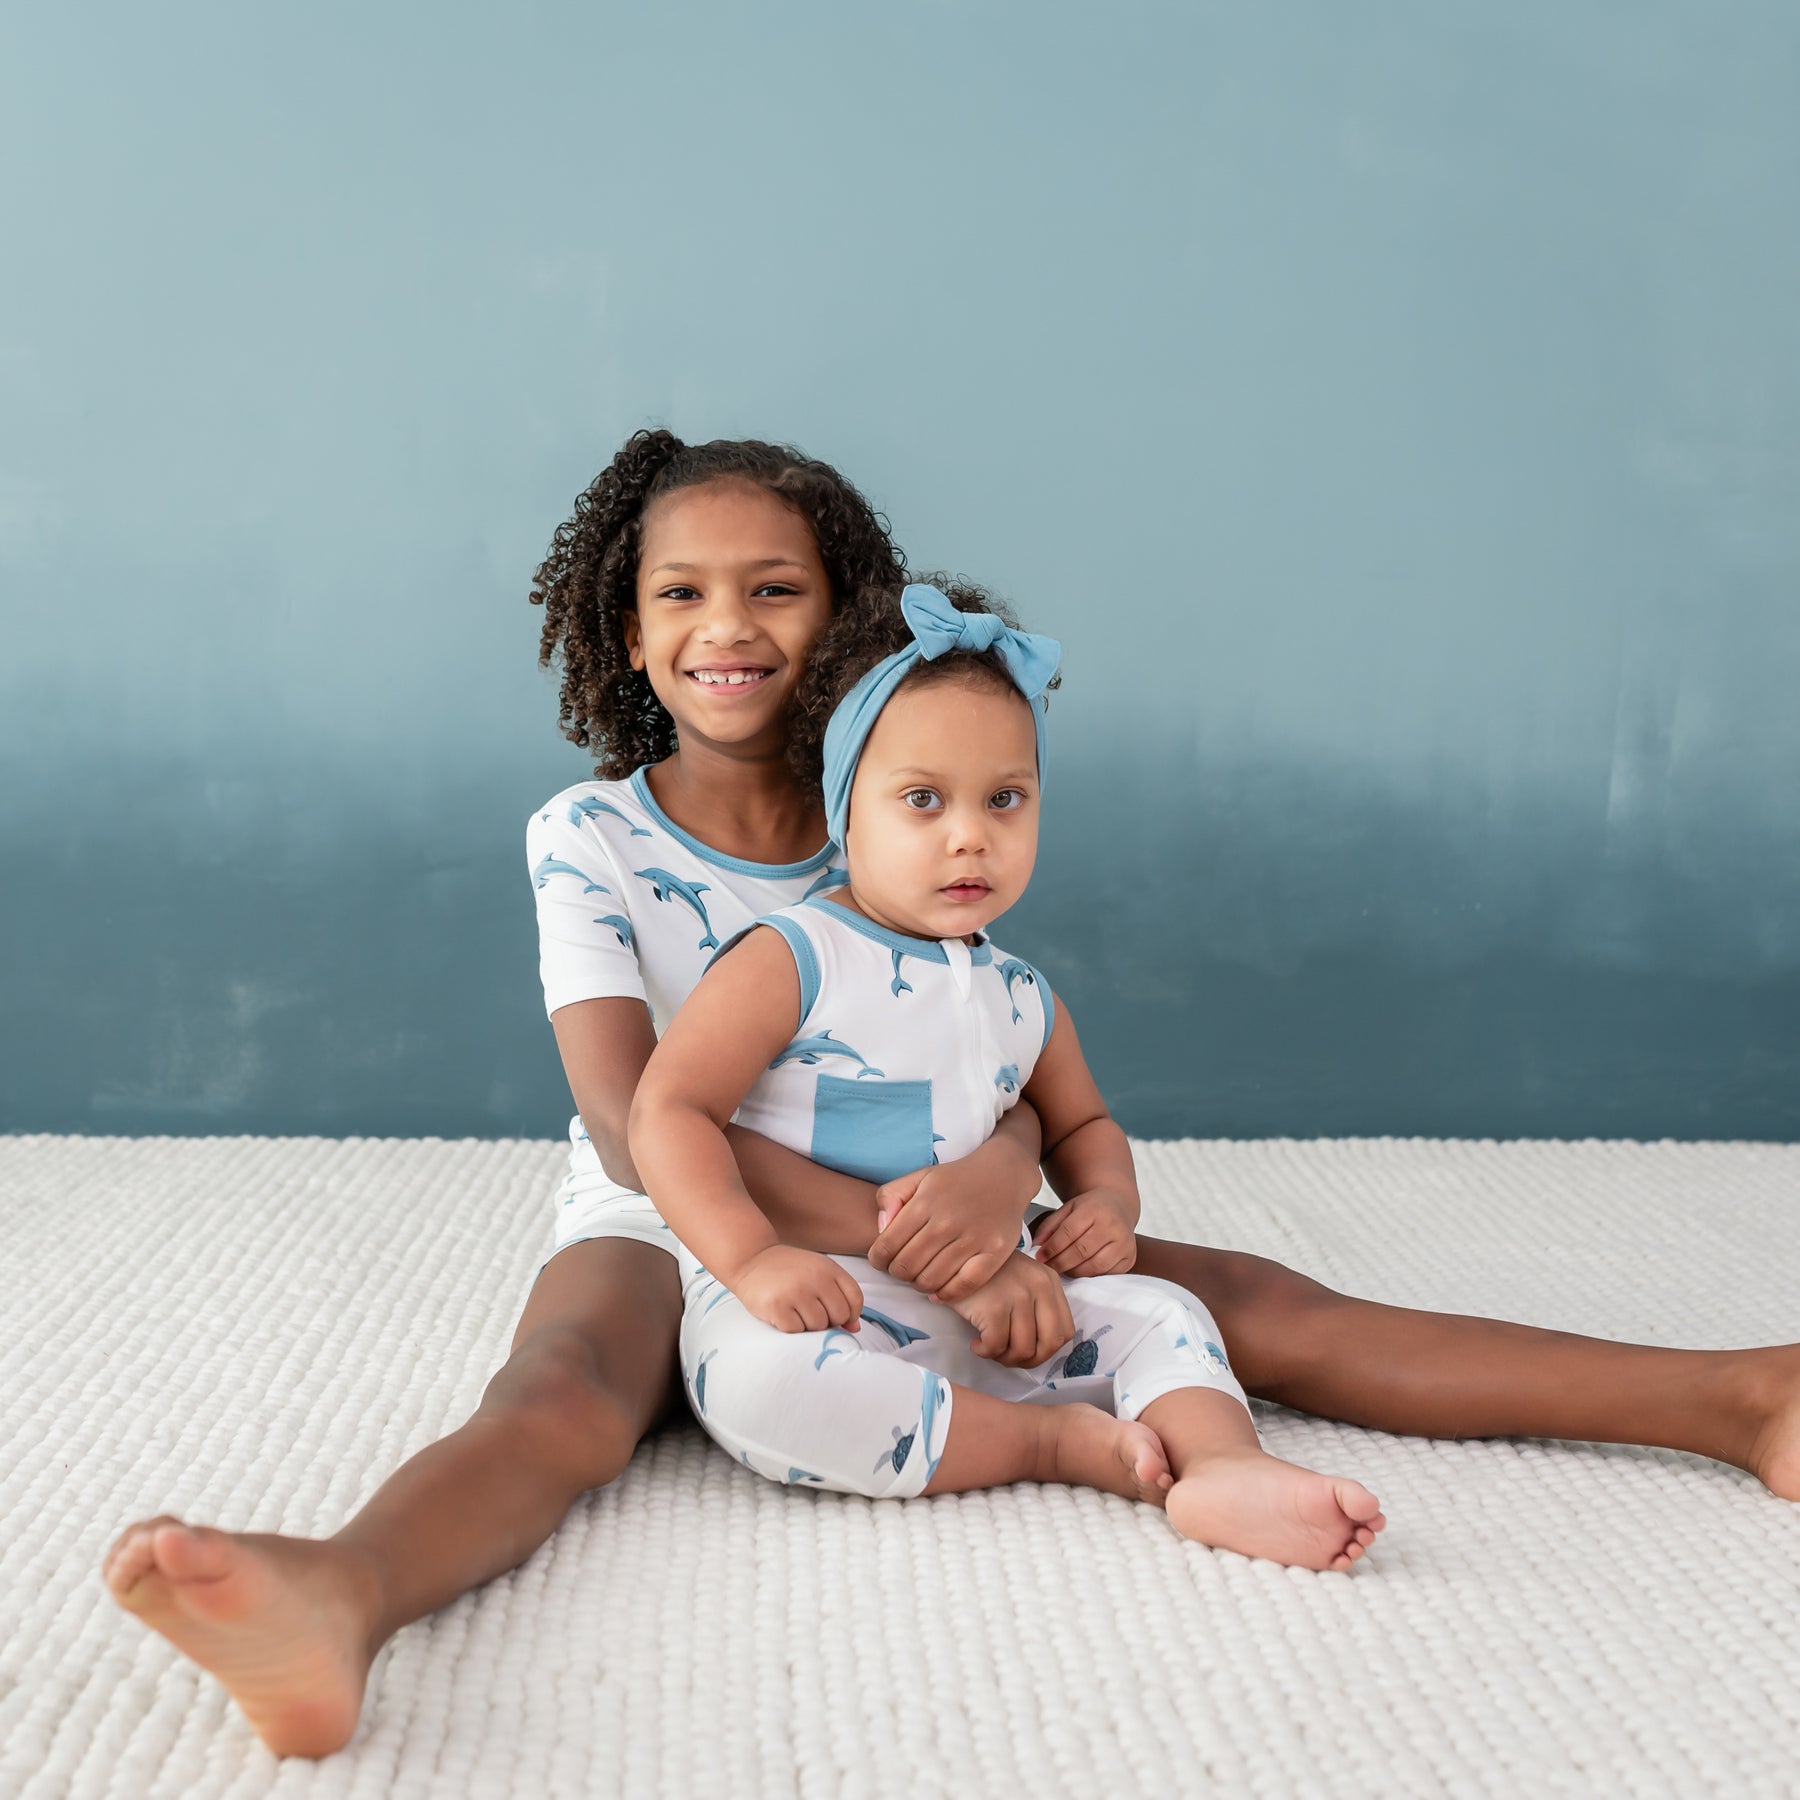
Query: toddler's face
627,478,832,761
842,676,1039,942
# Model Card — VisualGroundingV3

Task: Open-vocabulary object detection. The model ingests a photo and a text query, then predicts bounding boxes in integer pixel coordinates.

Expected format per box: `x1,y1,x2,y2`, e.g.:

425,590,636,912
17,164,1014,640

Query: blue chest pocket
810,1076,936,1184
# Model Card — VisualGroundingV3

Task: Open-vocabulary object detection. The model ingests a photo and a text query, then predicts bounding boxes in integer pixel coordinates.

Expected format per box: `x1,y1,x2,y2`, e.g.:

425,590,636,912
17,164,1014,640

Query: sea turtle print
1046,1324,1114,1386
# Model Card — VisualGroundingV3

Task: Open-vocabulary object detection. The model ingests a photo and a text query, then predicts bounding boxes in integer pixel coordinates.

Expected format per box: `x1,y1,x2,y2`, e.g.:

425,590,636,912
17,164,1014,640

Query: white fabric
527,772,845,1254
727,897,1050,1185
6,1133,1798,1797
679,1254,1248,1498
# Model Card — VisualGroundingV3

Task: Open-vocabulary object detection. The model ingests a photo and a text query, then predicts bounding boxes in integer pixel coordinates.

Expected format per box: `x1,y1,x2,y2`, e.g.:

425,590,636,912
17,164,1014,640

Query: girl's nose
695,591,756,644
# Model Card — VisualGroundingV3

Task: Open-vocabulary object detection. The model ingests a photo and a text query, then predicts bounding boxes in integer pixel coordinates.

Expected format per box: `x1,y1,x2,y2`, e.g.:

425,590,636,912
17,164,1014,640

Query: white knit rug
2,1136,1796,1798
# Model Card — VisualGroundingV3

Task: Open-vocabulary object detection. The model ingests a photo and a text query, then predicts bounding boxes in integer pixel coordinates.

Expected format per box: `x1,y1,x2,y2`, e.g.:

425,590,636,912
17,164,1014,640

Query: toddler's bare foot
1165,1452,1385,1571
1741,1345,1800,1501
103,1517,380,1758
1043,1403,1174,1505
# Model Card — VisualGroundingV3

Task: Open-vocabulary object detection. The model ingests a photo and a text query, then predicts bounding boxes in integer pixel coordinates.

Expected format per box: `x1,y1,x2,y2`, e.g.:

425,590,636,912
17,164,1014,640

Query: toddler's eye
990,789,1027,811
903,789,941,811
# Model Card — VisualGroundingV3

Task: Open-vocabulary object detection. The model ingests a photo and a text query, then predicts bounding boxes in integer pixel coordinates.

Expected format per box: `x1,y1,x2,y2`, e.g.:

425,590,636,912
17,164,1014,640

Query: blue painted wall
4,2,1797,1139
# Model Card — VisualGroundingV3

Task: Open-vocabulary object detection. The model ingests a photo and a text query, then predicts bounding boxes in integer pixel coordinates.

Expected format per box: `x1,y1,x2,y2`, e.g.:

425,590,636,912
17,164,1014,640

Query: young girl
629,583,1387,1569
103,431,1800,1760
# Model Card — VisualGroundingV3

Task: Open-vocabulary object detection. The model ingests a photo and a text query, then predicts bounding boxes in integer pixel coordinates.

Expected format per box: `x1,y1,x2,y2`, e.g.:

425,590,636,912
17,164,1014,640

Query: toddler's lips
940,883,991,903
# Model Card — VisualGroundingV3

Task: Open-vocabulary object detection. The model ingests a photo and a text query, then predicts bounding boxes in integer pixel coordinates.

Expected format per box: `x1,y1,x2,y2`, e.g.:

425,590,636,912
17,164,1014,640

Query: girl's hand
733,1247,864,1334
868,1137,1041,1303
1031,1189,1138,1278
945,1252,1075,1368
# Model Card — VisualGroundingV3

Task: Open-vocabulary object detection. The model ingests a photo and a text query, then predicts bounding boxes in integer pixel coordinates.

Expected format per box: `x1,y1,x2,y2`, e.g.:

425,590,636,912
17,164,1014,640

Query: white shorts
677,1253,1251,1500
546,1121,680,1261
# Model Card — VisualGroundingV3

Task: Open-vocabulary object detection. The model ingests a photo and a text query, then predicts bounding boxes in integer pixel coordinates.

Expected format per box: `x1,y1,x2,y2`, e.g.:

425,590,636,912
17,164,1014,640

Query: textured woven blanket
3,1135,1796,1797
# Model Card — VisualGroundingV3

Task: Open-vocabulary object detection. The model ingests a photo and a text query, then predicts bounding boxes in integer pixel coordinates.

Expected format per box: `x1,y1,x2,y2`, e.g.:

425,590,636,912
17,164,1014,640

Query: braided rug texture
2,1135,1795,1798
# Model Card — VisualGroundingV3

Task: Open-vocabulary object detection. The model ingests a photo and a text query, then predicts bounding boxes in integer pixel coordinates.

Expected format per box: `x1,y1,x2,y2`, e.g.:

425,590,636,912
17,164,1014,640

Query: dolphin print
633,867,719,949
767,1030,884,1079
532,853,610,894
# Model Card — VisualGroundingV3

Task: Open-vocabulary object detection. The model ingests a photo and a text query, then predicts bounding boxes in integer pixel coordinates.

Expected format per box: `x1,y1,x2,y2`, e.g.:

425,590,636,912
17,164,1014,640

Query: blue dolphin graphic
802,865,847,900
889,949,913,997
813,1328,857,1370
633,867,719,949
564,795,651,835
862,1307,931,1348
702,1282,734,1315
997,958,1037,1024
532,853,610,895
786,1468,824,1485
919,1375,948,1483
690,1348,718,1415
768,1030,884,1079
994,1063,1020,1094
592,913,636,950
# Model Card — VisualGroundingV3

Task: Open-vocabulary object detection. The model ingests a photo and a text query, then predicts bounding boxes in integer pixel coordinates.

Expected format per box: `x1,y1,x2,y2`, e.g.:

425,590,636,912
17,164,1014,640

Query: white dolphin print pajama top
678,897,1251,1499
528,769,849,1257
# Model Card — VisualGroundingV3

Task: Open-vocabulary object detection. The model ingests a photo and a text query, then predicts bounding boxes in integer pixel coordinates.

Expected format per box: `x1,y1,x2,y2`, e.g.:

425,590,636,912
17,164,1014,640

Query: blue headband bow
821,583,1062,850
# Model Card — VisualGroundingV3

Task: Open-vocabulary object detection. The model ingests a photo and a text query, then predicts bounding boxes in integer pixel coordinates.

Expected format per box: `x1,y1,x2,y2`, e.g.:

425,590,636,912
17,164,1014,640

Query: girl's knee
482,1328,653,1478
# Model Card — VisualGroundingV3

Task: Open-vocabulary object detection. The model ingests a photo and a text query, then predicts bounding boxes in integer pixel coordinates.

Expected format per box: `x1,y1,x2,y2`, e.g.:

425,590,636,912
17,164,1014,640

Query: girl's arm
553,995,886,1248
554,997,1035,1257
1018,1002,1144,1278
627,929,863,1330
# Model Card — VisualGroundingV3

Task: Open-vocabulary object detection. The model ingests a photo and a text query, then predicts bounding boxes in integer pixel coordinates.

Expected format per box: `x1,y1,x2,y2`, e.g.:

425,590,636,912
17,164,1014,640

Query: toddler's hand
734,1247,864,1334
1031,1190,1138,1278
946,1251,1075,1368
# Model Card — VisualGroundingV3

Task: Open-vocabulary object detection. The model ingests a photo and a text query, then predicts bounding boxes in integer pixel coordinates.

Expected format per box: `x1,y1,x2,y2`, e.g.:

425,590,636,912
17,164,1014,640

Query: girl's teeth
693,671,763,685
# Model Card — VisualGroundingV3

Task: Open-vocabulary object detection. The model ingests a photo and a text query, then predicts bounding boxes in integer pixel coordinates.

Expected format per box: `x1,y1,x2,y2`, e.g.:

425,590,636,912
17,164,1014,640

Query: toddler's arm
628,928,863,1332
1019,1002,1143,1278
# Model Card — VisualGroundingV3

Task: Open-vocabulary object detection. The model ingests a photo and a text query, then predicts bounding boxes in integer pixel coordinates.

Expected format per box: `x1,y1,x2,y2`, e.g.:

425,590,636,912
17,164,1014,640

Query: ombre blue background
5,2,1797,1139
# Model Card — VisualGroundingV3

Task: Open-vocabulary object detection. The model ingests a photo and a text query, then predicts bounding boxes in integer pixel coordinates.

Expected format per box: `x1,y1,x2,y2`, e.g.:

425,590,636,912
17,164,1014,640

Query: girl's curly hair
783,575,1058,796
530,430,908,777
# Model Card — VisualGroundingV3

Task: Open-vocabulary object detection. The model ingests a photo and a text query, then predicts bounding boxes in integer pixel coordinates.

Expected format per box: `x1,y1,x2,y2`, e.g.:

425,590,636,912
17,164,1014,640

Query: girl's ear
622,608,645,672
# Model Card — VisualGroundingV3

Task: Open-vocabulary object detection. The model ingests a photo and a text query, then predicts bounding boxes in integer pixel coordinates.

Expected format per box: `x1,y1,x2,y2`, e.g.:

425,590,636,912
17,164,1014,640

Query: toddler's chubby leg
1077,1275,1386,1572
679,1261,1170,1505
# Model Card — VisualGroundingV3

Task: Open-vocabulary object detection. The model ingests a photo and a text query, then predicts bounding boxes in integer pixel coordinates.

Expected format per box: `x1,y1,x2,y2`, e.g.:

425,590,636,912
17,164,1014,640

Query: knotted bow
821,583,1061,849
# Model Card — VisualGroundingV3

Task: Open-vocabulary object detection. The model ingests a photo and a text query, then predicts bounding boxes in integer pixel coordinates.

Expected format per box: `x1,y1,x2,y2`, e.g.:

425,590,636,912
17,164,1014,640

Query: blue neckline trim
629,768,834,879
802,896,991,964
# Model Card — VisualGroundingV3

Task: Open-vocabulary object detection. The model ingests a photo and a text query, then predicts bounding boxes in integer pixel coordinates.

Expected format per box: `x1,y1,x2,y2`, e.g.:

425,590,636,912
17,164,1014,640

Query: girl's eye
990,789,1027,811
753,583,799,599
903,789,942,811
658,585,701,601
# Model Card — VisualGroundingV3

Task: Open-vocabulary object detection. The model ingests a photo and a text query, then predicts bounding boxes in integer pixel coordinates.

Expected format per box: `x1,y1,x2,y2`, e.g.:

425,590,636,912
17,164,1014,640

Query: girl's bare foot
1165,1452,1385,1571
1741,1346,1800,1501
1043,1403,1174,1505
103,1517,381,1759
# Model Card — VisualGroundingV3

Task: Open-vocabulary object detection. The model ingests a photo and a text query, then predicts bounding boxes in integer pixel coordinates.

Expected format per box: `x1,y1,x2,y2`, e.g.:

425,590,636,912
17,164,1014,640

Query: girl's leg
1131,1236,1800,1496
103,1238,684,1759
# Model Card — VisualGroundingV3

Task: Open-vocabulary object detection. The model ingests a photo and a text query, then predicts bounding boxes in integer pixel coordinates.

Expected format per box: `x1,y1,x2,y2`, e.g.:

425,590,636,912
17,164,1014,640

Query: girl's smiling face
625,479,833,759
841,674,1040,942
